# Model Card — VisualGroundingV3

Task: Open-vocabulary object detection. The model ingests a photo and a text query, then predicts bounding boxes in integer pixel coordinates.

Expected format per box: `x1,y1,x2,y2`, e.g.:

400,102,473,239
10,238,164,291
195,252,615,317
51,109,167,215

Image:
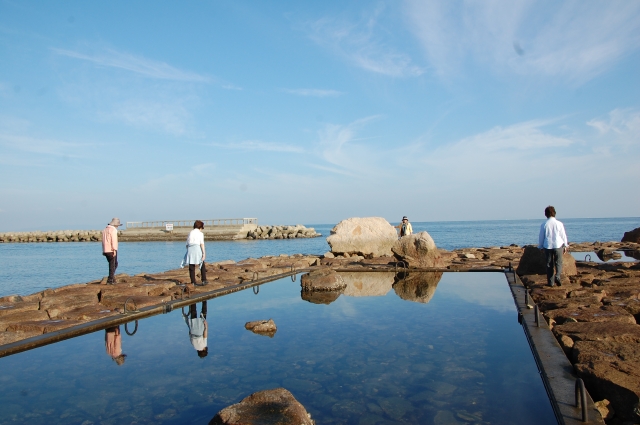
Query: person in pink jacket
102,218,122,284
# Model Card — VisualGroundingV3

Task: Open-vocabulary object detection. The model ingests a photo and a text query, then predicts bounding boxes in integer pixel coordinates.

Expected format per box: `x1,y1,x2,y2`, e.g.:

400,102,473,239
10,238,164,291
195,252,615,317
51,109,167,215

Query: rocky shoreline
1,217,639,424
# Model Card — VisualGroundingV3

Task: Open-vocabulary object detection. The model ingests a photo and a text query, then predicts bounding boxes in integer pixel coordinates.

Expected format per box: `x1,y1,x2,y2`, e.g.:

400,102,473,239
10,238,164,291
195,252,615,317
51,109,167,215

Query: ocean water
0,273,556,424
0,217,637,298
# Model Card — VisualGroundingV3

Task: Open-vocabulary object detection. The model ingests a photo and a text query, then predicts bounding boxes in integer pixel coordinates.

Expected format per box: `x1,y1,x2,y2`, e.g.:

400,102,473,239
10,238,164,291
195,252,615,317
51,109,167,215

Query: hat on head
402,216,408,220
108,218,122,227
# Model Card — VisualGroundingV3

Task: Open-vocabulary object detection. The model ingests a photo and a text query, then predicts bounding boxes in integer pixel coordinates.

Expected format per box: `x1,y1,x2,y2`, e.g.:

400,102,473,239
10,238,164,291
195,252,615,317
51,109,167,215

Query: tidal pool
0,272,556,424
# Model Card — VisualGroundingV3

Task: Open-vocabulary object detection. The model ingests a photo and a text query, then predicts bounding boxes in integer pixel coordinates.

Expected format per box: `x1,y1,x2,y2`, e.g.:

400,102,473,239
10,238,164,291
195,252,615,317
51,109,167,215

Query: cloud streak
283,88,344,97
403,0,640,83
307,7,423,77
52,47,210,82
209,140,304,153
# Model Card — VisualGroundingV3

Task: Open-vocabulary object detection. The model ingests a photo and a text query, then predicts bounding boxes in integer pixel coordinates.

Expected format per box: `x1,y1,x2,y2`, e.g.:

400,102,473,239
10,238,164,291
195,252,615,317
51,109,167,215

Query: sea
1,217,638,298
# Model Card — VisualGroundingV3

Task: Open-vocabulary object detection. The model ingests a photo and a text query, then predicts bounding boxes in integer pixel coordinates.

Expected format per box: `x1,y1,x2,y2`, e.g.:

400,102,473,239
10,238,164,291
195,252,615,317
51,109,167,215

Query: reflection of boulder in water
339,272,395,297
596,249,622,262
393,272,443,303
301,289,342,305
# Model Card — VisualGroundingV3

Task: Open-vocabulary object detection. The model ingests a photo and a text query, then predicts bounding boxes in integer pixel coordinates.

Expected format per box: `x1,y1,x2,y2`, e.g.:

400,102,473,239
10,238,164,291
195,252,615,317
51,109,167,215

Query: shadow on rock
393,272,443,303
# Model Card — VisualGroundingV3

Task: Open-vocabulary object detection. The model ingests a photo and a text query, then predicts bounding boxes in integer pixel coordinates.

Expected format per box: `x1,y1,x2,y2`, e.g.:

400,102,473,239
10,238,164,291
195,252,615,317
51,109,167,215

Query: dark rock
516,245,577,276
393,272,443,304
210,387,314,425
621,227,640,243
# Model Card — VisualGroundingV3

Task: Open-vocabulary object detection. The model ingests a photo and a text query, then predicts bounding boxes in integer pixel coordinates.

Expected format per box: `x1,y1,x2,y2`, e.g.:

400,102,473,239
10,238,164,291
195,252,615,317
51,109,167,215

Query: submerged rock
245,319,277,337
393,272,443,304
516,245,577,276
326,217,398,257
391,231,444,268
210,387,314,425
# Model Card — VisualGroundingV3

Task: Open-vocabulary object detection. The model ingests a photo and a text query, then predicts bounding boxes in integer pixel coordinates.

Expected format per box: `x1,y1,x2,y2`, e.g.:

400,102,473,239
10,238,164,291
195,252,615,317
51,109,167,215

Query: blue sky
1,0,639,231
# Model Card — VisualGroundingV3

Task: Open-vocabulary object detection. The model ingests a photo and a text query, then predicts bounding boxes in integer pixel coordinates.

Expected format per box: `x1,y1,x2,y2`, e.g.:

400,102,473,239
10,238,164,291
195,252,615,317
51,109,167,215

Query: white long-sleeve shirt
538,217,569,249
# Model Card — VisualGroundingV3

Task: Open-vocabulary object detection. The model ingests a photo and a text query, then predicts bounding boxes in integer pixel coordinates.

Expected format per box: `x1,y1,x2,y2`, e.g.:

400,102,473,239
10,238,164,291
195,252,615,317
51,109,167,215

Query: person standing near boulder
182,220,209,286
102,218,122,284
538,206,569,287
395,216,413,238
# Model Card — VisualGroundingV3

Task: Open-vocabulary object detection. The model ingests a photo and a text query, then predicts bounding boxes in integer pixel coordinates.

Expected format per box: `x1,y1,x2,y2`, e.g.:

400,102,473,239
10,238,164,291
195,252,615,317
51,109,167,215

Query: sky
1,0,639,231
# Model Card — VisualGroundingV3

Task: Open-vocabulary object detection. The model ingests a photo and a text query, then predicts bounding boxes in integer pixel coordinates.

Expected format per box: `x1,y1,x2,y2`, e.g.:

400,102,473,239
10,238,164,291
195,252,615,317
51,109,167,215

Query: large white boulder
326,217,398,257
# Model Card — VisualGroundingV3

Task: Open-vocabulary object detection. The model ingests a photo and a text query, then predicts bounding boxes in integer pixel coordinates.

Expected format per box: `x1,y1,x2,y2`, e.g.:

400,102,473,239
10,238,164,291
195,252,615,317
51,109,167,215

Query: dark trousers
103,251,118,283
544,248,563,285
189,263,207,284
190,300,207,319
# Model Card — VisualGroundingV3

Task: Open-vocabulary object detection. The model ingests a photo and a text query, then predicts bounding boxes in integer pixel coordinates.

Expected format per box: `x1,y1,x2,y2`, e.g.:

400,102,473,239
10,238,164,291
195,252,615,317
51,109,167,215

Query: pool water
571,250,640,263
0,272,556,425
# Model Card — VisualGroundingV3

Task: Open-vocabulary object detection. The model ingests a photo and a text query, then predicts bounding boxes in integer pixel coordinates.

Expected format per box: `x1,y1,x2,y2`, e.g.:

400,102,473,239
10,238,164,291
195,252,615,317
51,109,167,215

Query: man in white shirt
538,206,569,287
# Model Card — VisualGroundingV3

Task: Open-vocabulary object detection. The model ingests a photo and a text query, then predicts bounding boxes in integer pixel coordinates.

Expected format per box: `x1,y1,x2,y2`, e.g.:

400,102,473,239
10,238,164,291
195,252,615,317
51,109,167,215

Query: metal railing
126,218,257,229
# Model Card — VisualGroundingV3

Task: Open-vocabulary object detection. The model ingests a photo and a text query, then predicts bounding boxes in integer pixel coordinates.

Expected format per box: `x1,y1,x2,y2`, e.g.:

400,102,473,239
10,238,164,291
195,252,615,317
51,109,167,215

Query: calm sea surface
0,273,556,424
1,217,638,298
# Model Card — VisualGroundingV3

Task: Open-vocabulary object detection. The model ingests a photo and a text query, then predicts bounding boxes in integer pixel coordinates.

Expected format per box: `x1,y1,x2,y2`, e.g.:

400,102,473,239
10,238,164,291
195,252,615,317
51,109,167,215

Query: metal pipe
534,305,540,327
124,320,138,336
575,378,588,422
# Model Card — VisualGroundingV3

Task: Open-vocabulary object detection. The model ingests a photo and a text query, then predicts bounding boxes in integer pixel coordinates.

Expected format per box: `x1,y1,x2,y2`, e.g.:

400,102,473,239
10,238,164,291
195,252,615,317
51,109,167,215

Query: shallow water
1,217,637,297
0,272,556,424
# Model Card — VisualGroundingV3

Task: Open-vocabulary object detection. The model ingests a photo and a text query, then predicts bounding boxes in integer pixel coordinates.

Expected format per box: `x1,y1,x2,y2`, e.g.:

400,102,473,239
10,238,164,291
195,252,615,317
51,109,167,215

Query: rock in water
210,387,315,425
393,272,443,303
300,268,346,292
516,245,577,276
391,231,444,268
245,319,277,337
326,217,398,257
621,227,640,243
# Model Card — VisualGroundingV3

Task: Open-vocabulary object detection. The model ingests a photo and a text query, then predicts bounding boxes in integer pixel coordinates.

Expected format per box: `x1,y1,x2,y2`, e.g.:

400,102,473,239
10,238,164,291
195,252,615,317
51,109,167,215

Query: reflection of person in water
184,301,208,358
105,326,127,365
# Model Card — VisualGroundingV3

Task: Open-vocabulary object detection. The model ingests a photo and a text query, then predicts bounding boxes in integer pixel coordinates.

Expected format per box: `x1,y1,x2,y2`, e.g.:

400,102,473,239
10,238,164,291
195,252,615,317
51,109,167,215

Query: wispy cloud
587,108,640,152
209,140,304,153
52,47,210,82
105,99,191,136
307,6,423,77
403,0,640,83
283,88,344,97
0,133,92,158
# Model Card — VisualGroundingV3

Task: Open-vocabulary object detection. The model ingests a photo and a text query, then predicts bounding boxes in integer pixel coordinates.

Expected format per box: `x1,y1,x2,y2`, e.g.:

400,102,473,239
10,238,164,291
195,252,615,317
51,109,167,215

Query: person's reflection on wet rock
105,326,127,365
184,301,208,358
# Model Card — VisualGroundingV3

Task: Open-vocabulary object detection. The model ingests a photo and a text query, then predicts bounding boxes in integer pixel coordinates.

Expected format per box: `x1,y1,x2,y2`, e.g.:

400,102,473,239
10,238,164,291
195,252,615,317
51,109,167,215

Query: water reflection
301,272,444,305
182,301,208,358
393,272,443,304
572,250,640,263
104,326,127,366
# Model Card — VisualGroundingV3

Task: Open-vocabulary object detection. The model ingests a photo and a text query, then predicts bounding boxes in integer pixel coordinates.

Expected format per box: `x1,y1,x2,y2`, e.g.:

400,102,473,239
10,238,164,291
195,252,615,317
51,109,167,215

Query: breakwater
0,224,321,243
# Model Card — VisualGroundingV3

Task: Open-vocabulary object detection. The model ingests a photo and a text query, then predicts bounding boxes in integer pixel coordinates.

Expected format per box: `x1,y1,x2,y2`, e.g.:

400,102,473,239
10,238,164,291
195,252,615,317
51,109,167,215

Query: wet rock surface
210,387,314,425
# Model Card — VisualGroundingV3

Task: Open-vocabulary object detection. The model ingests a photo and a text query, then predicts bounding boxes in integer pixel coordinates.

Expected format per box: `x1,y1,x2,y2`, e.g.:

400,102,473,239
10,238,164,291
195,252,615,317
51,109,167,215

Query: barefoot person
102,218,122,285
538,206,569,287
182,220,209,286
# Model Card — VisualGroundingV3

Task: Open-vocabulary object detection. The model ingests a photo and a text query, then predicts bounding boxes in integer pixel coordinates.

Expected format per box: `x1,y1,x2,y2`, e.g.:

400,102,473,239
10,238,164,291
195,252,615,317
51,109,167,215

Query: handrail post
575,378,588,422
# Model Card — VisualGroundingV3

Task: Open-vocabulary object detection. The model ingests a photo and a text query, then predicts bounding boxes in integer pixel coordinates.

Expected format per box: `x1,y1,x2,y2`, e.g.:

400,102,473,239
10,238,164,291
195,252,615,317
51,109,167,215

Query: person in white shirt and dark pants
538,206,569,287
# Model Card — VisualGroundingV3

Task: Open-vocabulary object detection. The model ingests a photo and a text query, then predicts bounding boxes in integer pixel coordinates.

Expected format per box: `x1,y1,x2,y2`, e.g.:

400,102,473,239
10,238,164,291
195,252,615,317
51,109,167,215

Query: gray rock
392,231,445,268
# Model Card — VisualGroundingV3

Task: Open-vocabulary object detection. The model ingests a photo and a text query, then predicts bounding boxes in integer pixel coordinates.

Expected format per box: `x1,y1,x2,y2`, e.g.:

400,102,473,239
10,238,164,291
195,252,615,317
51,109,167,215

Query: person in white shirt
538,206,569,287
182,220,209,286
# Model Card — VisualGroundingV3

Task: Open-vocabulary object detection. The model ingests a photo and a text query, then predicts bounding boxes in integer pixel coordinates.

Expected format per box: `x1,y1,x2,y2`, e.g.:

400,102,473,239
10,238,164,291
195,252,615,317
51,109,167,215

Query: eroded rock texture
326,217,398,257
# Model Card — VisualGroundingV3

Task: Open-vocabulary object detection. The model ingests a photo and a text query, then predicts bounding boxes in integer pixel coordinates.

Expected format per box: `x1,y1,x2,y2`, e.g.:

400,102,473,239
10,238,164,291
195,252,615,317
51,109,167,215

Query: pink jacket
102,225,118,253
